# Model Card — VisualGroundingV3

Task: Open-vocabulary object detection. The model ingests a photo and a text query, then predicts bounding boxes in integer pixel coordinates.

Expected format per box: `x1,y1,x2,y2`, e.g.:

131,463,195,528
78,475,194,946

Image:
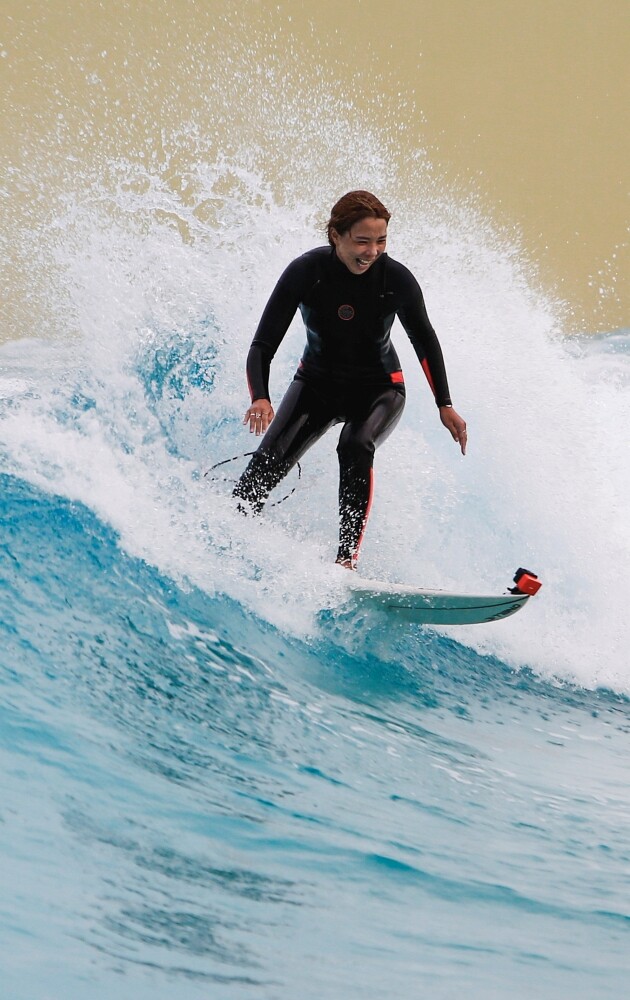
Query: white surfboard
347,569,541,626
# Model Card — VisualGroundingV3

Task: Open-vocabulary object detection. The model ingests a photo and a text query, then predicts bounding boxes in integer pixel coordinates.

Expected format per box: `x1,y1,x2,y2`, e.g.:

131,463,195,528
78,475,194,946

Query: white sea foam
1,89,628,689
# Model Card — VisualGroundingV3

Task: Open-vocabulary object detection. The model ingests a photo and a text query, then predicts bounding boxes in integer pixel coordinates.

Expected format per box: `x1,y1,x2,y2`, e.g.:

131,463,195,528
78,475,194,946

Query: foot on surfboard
335,557,357,571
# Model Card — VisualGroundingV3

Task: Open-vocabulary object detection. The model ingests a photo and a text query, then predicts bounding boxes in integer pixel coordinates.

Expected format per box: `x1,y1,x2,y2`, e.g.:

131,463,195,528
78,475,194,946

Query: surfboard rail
346,569,540,626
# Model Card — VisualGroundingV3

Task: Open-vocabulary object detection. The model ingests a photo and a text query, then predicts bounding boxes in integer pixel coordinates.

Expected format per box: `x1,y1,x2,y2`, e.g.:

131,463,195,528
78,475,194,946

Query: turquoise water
2,472,629,999
1,146,630,997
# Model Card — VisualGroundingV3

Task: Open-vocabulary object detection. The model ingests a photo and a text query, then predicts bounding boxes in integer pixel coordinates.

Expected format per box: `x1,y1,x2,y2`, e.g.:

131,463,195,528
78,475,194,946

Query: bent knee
337,434,375,464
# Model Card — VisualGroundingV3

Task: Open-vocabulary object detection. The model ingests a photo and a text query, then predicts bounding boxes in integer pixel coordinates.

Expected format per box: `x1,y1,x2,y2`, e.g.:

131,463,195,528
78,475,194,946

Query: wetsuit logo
338,304,355,321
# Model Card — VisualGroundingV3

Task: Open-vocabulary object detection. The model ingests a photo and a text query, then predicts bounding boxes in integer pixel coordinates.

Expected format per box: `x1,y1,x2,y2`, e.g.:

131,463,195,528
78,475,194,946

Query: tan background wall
2,0,627,337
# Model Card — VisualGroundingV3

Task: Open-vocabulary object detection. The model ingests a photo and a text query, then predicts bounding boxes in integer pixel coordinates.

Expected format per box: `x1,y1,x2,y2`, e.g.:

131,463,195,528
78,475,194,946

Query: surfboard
347,569,541,626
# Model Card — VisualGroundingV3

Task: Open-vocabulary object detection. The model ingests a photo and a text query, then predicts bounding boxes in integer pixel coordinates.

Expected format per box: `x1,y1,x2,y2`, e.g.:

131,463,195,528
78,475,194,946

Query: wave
2,469,630,999
2,143,630,689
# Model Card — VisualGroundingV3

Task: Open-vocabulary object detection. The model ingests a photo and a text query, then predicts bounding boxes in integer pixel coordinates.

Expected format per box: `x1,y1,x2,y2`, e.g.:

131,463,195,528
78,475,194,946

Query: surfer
233,190,467,569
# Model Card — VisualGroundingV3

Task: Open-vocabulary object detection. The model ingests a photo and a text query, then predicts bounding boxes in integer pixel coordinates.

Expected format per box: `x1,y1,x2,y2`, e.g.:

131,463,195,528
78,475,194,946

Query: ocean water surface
2,5,630,998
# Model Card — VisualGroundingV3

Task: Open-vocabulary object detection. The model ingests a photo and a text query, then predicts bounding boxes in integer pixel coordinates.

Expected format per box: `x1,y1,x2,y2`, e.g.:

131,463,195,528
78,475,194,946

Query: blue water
2,151,630,997
2,472,630,1000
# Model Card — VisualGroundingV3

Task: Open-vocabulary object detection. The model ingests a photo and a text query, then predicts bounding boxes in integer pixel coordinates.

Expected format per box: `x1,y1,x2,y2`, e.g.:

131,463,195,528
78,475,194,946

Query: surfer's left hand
439,406,467,455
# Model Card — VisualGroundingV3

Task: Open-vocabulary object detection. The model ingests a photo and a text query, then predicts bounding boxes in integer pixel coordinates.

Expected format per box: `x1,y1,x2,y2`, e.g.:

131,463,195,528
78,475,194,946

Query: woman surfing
233,190,467,568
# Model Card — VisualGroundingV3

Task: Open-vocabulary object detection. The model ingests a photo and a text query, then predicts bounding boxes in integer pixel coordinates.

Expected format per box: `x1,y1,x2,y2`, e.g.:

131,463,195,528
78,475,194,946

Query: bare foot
335,558,356,571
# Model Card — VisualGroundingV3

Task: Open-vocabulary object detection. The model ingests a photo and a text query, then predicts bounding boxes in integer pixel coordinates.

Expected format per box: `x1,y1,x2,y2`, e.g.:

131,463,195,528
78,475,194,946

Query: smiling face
330,216,388,275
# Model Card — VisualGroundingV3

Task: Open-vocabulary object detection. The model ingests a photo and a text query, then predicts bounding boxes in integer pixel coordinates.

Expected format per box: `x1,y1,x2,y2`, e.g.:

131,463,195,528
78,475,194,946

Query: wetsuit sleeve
393,266,452,407
245,259,306,401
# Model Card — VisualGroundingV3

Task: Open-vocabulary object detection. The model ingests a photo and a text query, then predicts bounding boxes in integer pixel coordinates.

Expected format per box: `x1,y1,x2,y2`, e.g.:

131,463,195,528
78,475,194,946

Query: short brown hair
326,191,391,246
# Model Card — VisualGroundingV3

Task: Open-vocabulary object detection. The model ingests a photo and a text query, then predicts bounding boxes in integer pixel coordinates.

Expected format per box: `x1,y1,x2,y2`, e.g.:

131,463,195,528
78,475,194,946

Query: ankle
335,557,356,571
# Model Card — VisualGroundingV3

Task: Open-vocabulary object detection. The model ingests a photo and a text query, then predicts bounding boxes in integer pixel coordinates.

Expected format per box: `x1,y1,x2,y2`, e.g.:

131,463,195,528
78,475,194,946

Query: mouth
356,257,374,268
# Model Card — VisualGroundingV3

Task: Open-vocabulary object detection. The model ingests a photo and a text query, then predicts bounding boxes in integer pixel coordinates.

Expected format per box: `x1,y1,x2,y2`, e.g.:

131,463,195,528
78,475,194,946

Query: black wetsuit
234,246,452,563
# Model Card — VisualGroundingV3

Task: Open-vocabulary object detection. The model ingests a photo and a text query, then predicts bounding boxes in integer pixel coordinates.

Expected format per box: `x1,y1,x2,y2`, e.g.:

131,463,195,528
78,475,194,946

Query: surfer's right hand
244,398,275,435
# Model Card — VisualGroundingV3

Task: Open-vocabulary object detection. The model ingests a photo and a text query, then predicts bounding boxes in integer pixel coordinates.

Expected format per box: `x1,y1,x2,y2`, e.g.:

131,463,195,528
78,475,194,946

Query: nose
363,241,383,258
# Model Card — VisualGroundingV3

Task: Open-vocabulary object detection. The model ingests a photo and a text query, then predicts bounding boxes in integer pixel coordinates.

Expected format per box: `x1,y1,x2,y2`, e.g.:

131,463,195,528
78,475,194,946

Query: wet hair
326,190,391,246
